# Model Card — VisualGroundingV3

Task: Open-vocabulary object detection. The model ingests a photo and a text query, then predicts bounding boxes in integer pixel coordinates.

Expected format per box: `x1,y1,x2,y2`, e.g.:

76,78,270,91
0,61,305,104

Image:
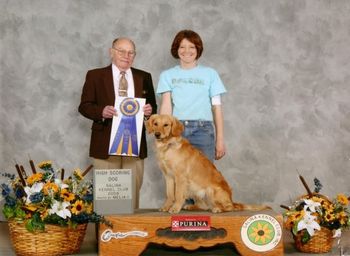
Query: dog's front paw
159,206,170,212
211,207,223,213
168,205,181,214
159,202,172,212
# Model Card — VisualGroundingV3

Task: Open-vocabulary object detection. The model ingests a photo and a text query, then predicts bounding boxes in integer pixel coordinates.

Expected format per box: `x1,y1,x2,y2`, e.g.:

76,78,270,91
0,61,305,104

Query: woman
157,29,227,161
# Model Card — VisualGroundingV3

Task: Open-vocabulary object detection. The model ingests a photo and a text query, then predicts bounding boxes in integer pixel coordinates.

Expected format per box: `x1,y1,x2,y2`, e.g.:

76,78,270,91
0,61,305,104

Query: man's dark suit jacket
78,64,157,159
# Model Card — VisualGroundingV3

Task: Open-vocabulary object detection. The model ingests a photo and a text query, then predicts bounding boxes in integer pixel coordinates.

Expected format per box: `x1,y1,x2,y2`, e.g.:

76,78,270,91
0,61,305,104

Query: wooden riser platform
99,209,284,256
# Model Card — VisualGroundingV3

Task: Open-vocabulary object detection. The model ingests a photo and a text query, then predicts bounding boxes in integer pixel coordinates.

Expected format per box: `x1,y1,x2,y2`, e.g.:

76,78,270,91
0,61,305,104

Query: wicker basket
8,221,87,256
294,227,333,253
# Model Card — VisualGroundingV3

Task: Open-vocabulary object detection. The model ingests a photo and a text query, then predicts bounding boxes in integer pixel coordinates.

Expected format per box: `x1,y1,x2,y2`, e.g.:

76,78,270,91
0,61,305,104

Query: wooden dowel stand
82,164,93,177
19,165,28,179
15,164,26,186
299,175,313,197
280,205,290,210
29,159,37,174
61,168,65,180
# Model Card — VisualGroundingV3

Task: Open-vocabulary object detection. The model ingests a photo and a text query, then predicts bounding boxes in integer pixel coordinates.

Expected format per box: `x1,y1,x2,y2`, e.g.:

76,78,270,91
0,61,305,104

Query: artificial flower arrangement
1,160,106,232
282,176,350,245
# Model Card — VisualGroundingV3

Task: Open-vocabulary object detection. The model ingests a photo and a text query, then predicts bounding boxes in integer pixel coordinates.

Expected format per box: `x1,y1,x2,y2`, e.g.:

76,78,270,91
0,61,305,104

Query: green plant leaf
301,231,311,244
2,205,15,219
14,207,26,220
292,222,299,236
25,213,45,232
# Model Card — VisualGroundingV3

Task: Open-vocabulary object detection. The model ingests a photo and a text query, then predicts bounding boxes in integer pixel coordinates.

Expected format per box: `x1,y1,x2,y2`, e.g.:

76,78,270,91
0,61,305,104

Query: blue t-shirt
157,65,226,121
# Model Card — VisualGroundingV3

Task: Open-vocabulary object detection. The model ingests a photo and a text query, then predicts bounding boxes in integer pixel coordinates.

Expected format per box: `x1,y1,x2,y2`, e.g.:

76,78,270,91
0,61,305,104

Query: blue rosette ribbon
109,98,140,156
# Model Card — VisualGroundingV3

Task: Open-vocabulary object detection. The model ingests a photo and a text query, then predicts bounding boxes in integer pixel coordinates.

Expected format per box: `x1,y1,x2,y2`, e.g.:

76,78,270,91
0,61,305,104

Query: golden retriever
146,114,270,214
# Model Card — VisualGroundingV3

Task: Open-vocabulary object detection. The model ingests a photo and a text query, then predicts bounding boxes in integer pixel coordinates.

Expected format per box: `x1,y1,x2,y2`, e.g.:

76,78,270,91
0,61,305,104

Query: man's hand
143,104,152,117
102,105,117,119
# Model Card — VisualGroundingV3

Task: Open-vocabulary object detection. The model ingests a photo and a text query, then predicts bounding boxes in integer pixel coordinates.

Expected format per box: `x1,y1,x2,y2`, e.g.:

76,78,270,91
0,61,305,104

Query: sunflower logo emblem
241,214,282,252
248,220,274,245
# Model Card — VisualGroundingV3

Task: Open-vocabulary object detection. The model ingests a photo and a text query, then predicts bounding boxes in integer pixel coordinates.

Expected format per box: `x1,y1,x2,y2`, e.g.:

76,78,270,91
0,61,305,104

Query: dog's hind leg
205,187,234,213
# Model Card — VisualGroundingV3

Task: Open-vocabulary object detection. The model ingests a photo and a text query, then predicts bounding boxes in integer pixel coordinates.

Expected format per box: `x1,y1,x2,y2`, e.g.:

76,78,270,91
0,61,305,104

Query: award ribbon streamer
109,98,140,156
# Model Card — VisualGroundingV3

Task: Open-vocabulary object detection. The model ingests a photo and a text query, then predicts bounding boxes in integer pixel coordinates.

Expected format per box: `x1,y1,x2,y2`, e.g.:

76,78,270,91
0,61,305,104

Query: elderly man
79,37,157,209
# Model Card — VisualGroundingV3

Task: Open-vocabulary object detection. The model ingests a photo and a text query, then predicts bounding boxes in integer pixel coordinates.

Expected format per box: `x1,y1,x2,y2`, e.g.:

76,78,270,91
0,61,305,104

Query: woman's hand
215,139,226,160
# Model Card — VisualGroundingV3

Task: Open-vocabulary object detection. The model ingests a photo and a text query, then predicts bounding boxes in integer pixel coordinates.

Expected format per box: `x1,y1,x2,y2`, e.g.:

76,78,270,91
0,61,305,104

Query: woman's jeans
180,120,215,162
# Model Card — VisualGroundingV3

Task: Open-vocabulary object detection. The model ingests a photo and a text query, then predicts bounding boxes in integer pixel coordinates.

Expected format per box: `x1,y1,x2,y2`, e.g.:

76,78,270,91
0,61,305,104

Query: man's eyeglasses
112,47,136,57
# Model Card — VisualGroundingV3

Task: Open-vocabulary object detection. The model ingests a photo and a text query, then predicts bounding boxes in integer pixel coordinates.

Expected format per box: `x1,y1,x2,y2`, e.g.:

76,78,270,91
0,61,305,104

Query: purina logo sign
171,216,211,231
241,214,282,252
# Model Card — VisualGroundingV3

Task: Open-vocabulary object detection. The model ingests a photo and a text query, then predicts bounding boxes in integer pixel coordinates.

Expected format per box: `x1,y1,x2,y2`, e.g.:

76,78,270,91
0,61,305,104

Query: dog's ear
171,116,184,137
145,114,158,133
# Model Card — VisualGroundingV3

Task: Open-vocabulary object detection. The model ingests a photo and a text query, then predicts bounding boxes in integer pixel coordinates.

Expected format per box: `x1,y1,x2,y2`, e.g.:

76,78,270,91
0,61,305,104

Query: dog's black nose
155,132,161,138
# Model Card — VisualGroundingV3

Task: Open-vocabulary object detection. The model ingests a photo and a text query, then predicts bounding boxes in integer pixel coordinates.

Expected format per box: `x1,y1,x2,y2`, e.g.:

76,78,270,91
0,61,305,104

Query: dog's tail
229,202,271,211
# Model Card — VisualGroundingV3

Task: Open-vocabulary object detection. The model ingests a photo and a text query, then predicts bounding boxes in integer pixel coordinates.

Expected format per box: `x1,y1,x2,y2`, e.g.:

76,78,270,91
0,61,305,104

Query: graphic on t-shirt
171,78,204,86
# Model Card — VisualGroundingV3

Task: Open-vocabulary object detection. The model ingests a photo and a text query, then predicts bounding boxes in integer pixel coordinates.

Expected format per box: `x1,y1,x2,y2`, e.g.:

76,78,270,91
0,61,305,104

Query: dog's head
145,114,184,140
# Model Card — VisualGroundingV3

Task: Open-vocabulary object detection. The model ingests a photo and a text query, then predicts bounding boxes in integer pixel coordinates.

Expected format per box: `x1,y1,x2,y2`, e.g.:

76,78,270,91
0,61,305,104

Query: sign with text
93,169,134,214
109,97,145,157
171,216,211,231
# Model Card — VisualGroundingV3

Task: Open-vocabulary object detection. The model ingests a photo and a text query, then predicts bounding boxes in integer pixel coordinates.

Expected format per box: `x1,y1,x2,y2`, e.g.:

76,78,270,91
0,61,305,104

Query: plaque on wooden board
93,169,134,214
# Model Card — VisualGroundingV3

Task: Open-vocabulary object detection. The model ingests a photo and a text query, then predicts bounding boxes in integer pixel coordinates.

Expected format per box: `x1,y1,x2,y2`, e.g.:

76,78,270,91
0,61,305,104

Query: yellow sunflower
284,210,307,229
324,210,335,222
60,189,75,201
292,210,305,221
27,173,44,185
84,202,93,214
23,204,38,212
311,196,325,204
284,217,294,229
73,168,84,180
337,194,349,206
71,200,84,215
337,211,348,225
43,182,59,195
37,160,52,169
322,201,334,212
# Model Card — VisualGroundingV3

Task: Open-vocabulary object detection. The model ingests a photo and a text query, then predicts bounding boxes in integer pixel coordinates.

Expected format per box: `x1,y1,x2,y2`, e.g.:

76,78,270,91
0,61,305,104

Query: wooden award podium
99,209,284,256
